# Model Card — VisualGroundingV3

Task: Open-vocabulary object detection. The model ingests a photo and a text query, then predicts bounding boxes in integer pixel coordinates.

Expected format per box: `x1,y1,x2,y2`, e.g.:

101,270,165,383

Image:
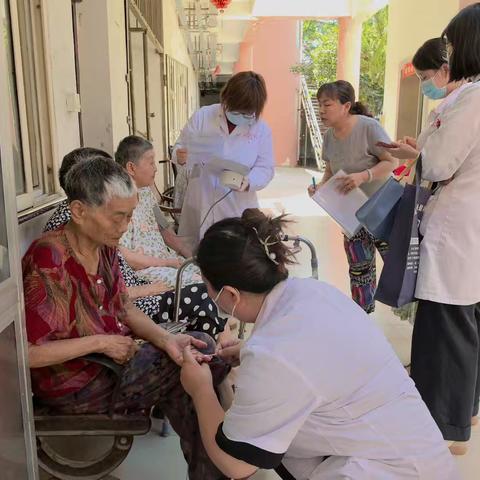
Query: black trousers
411,300,480,441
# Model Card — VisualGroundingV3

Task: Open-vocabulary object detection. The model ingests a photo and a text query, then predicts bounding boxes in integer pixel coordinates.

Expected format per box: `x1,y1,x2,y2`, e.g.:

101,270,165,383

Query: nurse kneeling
181,209,458,480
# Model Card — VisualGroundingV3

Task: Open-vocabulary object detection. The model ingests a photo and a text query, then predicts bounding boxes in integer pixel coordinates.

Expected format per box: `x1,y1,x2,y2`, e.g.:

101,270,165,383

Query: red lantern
210,0,232,13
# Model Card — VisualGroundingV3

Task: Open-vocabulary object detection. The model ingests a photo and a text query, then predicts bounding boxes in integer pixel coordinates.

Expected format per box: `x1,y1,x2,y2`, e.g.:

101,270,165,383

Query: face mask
225,111,256,127
421,74,448,100
213,287,239,318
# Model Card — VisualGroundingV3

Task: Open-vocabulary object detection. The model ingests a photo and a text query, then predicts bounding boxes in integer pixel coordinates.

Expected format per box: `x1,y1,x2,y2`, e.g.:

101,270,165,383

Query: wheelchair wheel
37,434,133,480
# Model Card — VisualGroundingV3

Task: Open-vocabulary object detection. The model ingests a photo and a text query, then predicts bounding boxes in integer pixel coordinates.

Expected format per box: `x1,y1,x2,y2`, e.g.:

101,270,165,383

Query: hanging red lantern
210,0,232,13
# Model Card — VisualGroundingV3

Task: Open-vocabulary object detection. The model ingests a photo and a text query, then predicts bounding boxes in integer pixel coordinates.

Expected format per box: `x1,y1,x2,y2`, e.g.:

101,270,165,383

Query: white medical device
208,157,250,190
219,170,244,190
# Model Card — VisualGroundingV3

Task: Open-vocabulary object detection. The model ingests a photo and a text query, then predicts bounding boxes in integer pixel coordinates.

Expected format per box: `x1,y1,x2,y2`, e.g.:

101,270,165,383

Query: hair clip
252,227,280,265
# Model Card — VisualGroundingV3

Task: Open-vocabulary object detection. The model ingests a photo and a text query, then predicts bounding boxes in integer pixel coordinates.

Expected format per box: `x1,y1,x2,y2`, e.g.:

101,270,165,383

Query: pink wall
234,18,301,166
459,0,477,8
336,17,350,82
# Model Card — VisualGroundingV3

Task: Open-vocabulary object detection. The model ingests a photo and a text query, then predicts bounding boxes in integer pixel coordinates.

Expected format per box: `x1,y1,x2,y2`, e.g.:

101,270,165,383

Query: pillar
336,16,363,93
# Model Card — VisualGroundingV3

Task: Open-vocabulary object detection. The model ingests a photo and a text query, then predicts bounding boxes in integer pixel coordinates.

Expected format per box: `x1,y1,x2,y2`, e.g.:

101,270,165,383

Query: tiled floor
110,167,478,479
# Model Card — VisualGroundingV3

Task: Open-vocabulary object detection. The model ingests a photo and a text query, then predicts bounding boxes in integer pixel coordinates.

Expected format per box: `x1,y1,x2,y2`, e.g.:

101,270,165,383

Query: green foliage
291,20,339,90
292,7,389,116
359,6,389,116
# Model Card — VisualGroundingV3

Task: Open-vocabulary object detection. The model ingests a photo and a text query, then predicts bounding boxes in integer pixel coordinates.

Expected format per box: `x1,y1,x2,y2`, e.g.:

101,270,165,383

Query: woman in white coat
180,209,458,480
392,37,469,180
172,71,274,247
384,3,480,456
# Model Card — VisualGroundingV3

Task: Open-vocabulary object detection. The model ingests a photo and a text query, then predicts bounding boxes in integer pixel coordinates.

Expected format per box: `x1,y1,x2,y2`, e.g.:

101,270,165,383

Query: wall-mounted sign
402,62,416,80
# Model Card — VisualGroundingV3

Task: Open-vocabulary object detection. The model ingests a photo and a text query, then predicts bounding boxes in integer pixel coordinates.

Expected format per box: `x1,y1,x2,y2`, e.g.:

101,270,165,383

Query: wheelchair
35,329,183,479
35,353,150,480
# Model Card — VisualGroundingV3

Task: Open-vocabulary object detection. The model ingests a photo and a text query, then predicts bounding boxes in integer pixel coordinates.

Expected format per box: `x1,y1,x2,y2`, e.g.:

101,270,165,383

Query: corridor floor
111,167,479,480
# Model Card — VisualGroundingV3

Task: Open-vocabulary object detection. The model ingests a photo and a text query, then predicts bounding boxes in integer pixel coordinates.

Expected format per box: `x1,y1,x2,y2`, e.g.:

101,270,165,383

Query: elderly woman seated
23,157,229,480
115,135,199,287
44,147,228,340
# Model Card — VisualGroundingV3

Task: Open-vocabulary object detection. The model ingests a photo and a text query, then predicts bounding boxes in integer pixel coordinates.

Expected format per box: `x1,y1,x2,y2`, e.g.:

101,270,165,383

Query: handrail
282,234,319,280
174,258,197,323
300,75,324,170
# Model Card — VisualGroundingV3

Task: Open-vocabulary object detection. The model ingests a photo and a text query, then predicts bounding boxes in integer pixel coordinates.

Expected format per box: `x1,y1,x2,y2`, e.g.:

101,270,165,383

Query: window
0,151,10,283
5,0,56,212
165,55,189,147
127,0,165,141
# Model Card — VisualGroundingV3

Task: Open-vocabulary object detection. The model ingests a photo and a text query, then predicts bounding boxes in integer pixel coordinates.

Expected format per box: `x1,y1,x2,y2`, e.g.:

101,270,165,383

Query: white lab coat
416,82,480,305
220,278,458,479
172,104,275,247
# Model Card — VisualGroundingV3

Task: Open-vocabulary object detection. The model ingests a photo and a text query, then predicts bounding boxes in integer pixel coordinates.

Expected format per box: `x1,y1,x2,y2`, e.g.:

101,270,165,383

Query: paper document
208,157,250,176
311,170,368,238
186,135,224,167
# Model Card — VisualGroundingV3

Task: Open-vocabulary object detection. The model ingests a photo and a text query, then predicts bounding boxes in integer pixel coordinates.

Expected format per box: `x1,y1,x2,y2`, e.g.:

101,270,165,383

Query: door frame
0,0,38,477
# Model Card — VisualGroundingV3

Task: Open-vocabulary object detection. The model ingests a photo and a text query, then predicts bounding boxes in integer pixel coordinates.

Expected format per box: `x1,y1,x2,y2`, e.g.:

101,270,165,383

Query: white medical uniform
172,104,274,246
217,278,459,479
416,82,480,305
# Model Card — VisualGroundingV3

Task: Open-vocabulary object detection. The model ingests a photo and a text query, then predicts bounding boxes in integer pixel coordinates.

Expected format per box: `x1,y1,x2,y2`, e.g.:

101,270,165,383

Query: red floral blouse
23,227,130,399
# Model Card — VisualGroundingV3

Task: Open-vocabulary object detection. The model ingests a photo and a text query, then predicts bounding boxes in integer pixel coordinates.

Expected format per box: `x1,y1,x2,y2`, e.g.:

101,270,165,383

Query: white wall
382,0,460,137
162,0,199,117
76,0,129,154
43,0,81,175
107,0,130,150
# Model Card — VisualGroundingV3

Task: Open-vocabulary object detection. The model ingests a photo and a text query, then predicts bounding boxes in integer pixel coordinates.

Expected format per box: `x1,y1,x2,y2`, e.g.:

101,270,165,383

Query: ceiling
176,0,389,85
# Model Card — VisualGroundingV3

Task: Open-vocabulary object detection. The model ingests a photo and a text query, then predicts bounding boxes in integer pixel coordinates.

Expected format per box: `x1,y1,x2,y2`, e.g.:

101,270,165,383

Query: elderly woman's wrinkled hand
99,335,139,365
164,333,210,366
181,346,213,398
165,258,184,269
146,281,172,296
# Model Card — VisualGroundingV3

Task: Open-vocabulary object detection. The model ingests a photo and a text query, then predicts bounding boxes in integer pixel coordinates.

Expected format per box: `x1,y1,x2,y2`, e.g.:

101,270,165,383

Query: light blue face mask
213,286,239,318
225,111,256,127
421,76,448,100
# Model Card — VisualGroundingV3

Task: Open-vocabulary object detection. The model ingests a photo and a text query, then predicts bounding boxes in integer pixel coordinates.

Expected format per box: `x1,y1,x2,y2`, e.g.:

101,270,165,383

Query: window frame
8,0,61,214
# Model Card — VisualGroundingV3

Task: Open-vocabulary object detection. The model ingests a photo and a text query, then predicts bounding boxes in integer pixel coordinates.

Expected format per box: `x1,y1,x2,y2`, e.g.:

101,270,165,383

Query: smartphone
376,141,397,149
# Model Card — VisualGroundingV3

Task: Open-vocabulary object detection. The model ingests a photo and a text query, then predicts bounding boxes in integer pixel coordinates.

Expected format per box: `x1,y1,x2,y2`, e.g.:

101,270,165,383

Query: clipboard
311,170,368,238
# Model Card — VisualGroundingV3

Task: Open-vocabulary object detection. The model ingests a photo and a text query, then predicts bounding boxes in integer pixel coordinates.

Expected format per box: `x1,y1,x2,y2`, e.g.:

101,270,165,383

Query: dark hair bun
350,101,373,118
241,208,295,271
196,208,296,293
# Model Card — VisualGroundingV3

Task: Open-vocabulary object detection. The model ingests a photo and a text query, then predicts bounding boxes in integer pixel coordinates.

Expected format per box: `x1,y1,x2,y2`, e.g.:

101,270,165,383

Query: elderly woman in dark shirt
23,157,229,480
43,147,228,340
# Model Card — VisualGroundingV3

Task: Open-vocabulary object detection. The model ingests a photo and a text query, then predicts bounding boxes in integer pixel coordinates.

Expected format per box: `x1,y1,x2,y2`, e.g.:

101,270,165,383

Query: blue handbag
375,157,431,307
355,160,418,241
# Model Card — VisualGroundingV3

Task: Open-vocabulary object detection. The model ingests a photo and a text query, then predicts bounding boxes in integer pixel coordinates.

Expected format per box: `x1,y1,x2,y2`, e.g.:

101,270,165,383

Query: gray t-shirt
322,115,392,197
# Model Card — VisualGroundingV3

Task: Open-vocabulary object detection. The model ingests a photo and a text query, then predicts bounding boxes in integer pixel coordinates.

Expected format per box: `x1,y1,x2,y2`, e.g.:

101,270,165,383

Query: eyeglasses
230,111,256,119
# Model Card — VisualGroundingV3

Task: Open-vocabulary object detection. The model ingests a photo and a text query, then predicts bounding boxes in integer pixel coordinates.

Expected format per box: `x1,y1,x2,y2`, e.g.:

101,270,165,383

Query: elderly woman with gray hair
115,135,200,287
44,147,228,340
23,157,230,480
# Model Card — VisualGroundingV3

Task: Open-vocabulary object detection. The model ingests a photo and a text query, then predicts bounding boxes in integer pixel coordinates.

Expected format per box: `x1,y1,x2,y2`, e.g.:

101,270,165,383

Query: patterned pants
150,283,227,339
38,333,230,480
343,228,389,314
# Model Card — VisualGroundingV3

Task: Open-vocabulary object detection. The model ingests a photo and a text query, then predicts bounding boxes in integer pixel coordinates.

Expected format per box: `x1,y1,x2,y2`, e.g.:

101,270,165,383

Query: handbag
355,162,416,242
375,156,431,307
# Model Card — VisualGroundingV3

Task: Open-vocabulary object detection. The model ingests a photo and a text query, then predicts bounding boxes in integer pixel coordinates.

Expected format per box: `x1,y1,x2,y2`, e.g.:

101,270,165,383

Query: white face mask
213,286,239,318
225,111,256,127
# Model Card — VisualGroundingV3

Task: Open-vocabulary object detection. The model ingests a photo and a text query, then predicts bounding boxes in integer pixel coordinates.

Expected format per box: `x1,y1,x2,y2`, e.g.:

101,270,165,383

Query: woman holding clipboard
308,81,397,313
